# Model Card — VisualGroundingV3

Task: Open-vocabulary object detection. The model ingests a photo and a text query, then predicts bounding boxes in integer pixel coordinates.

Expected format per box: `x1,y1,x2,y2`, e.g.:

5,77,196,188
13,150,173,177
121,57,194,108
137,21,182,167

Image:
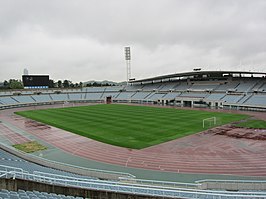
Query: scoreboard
22,75,49,88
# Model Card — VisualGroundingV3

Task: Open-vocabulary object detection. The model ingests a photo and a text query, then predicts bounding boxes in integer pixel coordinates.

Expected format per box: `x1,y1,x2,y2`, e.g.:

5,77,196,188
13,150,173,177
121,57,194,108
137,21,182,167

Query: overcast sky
0,0,265,82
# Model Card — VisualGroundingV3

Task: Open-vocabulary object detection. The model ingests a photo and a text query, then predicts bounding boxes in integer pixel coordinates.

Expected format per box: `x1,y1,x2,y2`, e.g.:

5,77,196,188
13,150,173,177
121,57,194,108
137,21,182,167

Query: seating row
0,189,83,199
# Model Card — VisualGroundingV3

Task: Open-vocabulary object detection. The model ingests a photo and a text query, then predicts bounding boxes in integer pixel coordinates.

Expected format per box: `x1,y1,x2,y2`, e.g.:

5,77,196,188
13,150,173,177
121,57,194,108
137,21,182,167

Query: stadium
1,70,266,198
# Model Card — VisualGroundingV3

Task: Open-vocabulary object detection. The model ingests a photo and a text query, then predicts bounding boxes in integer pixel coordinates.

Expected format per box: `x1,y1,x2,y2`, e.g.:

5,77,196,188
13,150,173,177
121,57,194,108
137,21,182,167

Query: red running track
0,122,30,144
1,105,266,176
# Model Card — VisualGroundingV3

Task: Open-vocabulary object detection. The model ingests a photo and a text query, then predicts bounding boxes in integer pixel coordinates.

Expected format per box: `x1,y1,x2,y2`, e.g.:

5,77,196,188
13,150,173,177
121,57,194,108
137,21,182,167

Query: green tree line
0,79,84,89
0,79,116,90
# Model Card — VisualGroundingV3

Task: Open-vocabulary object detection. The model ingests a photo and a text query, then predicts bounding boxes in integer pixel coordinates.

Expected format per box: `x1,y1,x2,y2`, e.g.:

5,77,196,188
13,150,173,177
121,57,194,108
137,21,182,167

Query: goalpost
203,117,217,128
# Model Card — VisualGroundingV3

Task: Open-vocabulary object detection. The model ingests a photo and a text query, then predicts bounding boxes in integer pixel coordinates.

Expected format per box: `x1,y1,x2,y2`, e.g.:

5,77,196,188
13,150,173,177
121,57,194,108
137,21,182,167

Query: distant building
23,68,29,75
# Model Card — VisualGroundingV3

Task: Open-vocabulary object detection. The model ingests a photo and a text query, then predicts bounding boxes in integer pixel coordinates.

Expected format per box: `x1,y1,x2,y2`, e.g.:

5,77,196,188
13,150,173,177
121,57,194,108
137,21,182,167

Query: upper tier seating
215,81,240,91
124,84,143,91
179,92,208,98
12,96,35,104
101,92,120,99
31,95,52,102
189,83,218,91
0,91,13,96
159,82,179,91
244,94,266,106
162,92,181,99
131,92,151,100
221,94,244,104
258,83,266,92
62,89,82,93
104,86,125,92
19,90,35,95
236,94,252,104
205,93,225,101
147,93,166,100
142,83,162,91
235,80,258,92
50,94,68,101
85,87,106,92
83,92,102,100
115,92,135,100
174,82,191,91
0,97,18,105
68,93,82,100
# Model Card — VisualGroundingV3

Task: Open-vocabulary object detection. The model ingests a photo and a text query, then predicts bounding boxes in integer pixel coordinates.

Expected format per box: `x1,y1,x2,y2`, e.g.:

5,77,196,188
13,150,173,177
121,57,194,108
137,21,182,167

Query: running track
1,104,266,176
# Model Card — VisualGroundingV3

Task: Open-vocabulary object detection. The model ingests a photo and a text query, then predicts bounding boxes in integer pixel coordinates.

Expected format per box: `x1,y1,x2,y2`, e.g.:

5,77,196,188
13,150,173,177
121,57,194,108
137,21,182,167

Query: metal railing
1,165,266,199
118,177,198,189
0,165,28,179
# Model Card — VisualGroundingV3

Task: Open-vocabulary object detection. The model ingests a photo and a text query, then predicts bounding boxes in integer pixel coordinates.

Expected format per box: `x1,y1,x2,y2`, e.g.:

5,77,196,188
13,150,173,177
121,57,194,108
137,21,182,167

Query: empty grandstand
1,70,266,111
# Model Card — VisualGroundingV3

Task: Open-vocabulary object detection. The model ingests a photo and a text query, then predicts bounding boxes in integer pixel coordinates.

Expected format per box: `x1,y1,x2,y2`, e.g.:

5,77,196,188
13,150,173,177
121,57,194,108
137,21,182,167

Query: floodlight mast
124,46,131,84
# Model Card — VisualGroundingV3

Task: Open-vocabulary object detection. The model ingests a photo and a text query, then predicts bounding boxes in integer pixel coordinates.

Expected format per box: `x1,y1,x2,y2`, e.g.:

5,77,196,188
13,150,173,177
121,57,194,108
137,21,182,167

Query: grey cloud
0,0,265,82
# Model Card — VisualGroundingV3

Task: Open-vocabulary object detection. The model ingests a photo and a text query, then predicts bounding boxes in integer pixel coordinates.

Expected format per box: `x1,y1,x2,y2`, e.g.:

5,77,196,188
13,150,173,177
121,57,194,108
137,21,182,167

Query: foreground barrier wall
198,182,266,191
0,178,167,199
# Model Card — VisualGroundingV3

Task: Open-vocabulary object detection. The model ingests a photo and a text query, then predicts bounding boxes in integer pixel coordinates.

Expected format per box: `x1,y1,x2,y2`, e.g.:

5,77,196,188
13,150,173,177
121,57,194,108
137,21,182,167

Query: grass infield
15,104,248,149
236,119,266,129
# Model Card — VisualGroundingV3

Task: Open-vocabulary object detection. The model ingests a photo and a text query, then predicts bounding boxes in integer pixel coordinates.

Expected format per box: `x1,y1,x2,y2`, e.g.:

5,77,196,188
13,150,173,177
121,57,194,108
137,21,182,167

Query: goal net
203,117,217,128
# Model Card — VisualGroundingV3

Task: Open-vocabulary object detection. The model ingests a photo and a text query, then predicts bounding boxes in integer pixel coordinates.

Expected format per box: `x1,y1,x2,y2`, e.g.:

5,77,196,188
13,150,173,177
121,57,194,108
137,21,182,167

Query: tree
57,80,62,88
70,82,74,88
3,80,9,88
49,79,55,88
79,82,83,88
9,79,23,89
92,82,99,87
63,80,70,88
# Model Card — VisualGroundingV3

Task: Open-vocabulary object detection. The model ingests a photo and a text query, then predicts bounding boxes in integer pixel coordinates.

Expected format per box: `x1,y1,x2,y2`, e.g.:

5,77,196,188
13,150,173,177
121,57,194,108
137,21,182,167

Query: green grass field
236,119,266,129
15,104,249,149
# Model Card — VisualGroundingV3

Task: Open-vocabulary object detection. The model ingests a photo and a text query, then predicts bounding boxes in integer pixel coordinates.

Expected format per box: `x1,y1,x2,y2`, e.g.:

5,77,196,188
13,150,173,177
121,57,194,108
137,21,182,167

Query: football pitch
15,104,248,149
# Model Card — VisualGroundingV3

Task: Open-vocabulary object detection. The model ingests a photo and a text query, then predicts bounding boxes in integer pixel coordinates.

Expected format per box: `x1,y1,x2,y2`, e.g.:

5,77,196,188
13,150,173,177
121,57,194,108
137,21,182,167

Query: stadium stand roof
130,70,266,84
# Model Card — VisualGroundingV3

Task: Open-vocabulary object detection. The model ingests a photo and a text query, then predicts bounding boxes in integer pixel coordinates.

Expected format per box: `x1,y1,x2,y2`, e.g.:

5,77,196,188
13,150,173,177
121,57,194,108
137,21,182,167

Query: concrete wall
199,182,266,191
0,178,172,199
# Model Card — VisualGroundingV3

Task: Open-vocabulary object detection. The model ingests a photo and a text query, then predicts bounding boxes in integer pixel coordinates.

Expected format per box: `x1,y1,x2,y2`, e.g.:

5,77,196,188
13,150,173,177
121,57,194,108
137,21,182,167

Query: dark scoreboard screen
22,75,49,88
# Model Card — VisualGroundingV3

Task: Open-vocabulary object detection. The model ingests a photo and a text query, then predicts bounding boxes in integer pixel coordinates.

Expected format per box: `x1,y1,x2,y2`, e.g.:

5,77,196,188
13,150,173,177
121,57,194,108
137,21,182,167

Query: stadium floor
1,103,266,182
